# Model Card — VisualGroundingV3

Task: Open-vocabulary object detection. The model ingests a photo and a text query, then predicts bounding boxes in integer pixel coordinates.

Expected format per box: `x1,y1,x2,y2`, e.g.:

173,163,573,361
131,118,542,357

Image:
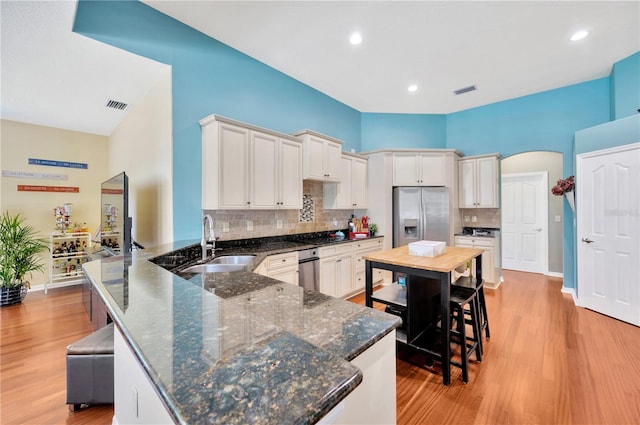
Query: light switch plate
555,215,562,223
471,216,477,223
222,222,229,232
464,216,470,222
276,219,283,229
247,220,253,231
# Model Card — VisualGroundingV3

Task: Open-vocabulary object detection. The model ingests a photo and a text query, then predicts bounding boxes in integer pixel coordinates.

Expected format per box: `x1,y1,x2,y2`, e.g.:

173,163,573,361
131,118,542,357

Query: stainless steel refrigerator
393,187,450,247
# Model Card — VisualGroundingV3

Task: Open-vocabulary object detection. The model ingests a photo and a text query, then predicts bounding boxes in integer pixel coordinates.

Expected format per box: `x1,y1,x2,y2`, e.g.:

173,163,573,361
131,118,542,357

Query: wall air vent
105,99,128,110
453,85,477,95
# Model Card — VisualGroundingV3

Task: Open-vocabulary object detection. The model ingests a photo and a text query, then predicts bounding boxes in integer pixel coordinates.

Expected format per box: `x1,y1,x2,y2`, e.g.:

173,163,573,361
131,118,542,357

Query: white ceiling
1,1,639,136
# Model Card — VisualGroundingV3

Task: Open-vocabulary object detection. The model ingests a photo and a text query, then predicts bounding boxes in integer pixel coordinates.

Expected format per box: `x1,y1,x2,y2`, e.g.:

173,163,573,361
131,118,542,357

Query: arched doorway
501,151,563,276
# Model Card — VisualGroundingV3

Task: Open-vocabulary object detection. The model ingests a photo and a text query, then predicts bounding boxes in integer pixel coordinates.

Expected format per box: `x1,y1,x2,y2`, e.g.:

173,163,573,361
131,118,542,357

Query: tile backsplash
460,208,501,228
205,181,353,240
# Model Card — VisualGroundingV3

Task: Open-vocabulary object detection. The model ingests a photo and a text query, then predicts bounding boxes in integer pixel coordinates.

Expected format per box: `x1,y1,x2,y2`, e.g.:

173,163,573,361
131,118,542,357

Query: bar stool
448,286,482,383
452,276,490,353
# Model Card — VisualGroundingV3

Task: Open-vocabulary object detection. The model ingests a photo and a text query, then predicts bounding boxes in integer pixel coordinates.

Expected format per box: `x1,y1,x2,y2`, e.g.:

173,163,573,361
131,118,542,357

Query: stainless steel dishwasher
297,248,319,292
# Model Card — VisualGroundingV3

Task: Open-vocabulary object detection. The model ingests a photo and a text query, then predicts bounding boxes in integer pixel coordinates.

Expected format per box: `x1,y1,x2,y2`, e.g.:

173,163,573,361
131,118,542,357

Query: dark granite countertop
84,236,398,424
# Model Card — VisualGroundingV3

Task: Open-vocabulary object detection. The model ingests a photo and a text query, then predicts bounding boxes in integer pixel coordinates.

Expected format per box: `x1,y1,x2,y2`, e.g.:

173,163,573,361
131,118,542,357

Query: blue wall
74,0,361,239
361,113,446,150
575,114,640,154
74,1,637,290
610,52,640,120
446,79,611,289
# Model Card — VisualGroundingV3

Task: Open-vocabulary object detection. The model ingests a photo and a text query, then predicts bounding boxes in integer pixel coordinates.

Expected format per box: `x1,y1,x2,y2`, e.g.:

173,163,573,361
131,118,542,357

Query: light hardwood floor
1,270,639,424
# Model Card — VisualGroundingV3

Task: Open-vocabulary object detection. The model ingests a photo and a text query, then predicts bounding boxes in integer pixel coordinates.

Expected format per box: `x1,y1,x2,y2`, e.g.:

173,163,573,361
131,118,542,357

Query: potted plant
368,223,378,237
0,211,49,306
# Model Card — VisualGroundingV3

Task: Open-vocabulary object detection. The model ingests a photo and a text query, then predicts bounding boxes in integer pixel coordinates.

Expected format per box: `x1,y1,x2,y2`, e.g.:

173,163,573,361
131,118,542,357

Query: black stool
448,286,482,383
452,276,490,351
66,323,114,411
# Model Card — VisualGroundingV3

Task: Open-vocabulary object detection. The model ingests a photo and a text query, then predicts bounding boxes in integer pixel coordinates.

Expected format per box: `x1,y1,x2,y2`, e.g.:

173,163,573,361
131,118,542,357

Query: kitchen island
84,239,399,424
363,245,483,385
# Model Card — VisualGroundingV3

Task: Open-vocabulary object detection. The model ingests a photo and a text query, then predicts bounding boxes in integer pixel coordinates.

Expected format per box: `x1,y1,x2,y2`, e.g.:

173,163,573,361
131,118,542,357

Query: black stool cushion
67,323,114,355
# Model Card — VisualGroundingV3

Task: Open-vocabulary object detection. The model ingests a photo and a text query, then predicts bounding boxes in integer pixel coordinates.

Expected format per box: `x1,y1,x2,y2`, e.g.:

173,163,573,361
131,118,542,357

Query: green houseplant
368,223,378,237
0,211,49,306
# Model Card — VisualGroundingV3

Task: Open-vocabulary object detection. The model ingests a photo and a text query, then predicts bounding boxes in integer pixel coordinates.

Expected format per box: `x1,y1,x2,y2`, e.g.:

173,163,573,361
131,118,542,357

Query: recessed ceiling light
408,84,418,93
570,30,589,41
349,32,363,45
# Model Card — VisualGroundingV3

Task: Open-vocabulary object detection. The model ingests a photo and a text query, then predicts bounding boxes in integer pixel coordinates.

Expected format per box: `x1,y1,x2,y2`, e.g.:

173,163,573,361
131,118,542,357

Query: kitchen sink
210,255,256,265
181,264,246,273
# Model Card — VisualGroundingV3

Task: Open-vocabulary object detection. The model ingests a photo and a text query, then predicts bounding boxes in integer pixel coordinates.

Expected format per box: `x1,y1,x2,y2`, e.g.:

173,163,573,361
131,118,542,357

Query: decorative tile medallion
300,195,314,222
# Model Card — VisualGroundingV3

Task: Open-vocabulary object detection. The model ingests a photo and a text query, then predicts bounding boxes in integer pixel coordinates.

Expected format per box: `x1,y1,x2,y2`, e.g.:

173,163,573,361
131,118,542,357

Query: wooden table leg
440,272,451,385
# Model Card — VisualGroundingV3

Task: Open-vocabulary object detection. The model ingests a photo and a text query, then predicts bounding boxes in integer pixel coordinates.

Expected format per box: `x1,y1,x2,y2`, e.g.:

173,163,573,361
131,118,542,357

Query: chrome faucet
202,214,216,260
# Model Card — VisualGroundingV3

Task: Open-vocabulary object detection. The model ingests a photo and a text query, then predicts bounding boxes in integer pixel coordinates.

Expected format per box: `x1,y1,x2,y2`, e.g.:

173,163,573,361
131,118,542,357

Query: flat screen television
100,172,132,254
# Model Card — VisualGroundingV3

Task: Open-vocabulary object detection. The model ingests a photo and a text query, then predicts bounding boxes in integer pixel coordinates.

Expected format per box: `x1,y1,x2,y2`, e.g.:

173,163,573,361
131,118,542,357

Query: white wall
109,68,173,248
0,119,109,285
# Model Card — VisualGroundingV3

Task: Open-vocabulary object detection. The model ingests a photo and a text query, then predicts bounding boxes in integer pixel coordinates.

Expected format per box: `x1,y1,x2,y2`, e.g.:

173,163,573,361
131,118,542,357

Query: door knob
534,227,542,231
582,237,594,244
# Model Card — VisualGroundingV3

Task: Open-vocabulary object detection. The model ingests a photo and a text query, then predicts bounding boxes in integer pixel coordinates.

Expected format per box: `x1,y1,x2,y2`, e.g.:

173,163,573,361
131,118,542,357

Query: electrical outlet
276,219,283,229
555,215,562,223
464,216,470,222
222,222,229,232
471,216,477,223
247,220,253,231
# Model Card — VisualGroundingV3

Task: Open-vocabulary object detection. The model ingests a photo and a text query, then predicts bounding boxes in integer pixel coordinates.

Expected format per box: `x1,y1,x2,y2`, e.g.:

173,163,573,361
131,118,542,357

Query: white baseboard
30,280,84,293
561,287,577,304
546,271,563,278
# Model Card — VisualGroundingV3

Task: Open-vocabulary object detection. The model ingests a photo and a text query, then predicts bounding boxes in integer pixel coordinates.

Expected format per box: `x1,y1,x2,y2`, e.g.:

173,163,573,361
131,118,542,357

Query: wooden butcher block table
363,246,483,385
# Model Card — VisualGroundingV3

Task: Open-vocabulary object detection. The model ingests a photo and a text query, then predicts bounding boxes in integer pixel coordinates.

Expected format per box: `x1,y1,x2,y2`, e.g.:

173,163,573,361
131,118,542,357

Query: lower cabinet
114,326,174,424
454,236,501,287
319,238,385,298
319,244,353,298
254,251,299,285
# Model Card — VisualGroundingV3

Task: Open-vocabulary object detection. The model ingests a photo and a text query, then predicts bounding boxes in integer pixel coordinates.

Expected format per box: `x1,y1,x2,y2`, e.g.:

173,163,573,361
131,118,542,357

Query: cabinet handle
246,201,251,205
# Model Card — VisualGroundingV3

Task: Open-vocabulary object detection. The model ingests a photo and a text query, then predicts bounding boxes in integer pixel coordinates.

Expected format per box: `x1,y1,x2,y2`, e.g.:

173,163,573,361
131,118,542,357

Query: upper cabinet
200,115,302,210
293,130,342,182
392,152,446,186
324,153,368,209
458,154,500,208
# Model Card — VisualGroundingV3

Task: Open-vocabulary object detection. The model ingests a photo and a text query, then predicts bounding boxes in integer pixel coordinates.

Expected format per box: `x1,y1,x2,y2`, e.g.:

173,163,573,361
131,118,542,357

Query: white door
577,143,640,326
501,172,548,273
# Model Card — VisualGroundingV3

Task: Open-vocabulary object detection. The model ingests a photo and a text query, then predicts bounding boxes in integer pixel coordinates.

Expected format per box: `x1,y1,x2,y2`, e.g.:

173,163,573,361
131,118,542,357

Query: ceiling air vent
105,99,128,110
453,85,477,95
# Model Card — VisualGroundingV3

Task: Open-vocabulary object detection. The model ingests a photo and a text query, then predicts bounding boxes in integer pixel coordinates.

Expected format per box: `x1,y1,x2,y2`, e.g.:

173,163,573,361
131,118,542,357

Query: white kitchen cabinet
319,244,353,298
318,238,385,298
294,130,342,182
324,153,368,209
114,327,175,425
254,251,299,286
251,132,303,209
458,154,499,208
352,238,385,293
393,152,446,186
454,236,499,286
200,115,302,210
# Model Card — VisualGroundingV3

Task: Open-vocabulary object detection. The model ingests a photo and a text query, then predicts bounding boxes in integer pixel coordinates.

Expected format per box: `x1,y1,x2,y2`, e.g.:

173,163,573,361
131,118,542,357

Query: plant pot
0,284,27,306
565,192,575,213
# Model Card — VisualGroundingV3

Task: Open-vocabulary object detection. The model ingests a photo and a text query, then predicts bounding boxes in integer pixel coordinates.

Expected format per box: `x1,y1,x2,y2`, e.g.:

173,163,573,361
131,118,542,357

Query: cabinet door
479,245,494,283
419,153,445,186
351,157,368,208
305,136,326,180
336,253,353,297
476,156,498,208
279,138,303,208
337,156,353,209
269,267,299,286
458,159,476,208
393,154,419,186
319,257,338,297
219,123,250,208
325,141,342,182
250,131,278,209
